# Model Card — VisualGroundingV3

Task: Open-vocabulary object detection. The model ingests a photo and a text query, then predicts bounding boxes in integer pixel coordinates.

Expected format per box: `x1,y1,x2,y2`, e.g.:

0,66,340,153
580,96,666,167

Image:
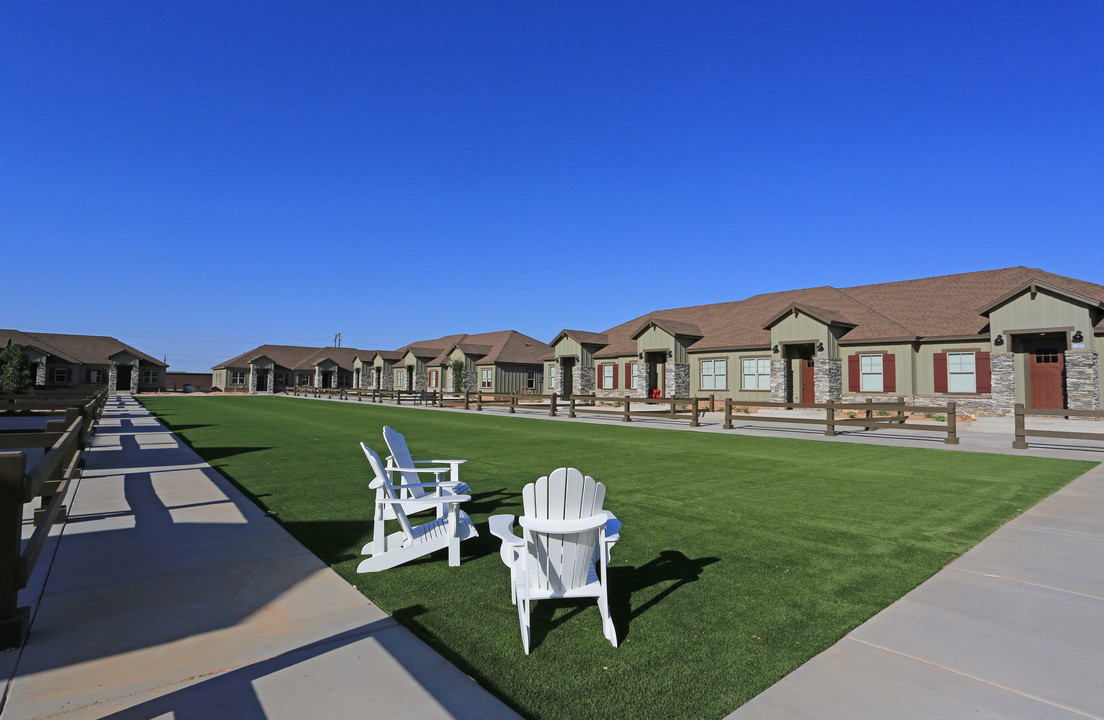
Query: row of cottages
212,330,551,395
0,329,168,392
542,267,1104,416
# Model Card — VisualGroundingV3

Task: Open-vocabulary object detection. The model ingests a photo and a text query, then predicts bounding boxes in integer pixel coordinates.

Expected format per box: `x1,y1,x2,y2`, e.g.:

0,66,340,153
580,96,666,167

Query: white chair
382,425,470,520
357,443,478,573
489,468,621,654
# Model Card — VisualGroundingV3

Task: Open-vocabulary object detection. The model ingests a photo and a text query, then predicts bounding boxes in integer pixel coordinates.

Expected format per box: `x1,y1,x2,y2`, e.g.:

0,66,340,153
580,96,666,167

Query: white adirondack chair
489,468,621,654
357,443,478,573
382,425,470,520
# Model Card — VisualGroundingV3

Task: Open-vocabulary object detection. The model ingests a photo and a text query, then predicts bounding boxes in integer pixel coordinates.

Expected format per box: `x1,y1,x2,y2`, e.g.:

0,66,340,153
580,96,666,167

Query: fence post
896,396,905,424
945,402,959,445
550,392,557,417
723,399,733,430
865,397,873,431
509,394,516,414
1,452,28,650
691,397,700,427
477,393,483,412
623,398,631,422
569,396,577,419
463,392,470,411
1012,403,1028,448
825,405,837,436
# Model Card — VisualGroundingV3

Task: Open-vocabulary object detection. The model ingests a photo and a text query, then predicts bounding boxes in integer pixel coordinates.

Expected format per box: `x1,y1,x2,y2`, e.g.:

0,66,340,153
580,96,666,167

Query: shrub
0,343,33,393
450,359,465,393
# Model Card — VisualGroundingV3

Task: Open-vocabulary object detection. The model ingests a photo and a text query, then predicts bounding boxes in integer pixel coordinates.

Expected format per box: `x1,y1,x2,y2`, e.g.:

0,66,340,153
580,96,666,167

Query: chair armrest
391,481,459,490
417,459,467,466
520,514,608,533
377,494,471,506
385,465,452,476
602,510,622,541
489,514,523,545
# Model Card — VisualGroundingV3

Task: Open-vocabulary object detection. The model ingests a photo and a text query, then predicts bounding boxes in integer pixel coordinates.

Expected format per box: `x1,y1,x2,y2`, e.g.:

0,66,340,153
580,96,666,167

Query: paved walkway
0,394,519,720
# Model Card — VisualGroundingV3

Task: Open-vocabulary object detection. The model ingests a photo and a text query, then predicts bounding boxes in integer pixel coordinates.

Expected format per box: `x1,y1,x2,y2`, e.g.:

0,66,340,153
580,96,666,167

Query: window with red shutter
847,355,860,392
882,354,896,393
624,363,631,388
933,352,948,393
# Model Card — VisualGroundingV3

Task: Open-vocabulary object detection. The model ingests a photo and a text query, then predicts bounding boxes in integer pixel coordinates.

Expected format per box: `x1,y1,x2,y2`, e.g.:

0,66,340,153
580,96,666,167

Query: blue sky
3,2,1101,372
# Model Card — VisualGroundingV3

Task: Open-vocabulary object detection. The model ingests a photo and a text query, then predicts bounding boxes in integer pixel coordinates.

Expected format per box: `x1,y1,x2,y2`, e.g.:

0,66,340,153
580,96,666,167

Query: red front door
802,359,815,404
1029,348,1065,409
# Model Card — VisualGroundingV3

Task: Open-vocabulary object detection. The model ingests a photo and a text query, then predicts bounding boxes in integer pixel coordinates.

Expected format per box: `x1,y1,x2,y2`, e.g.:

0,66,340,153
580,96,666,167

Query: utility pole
334,333,341,348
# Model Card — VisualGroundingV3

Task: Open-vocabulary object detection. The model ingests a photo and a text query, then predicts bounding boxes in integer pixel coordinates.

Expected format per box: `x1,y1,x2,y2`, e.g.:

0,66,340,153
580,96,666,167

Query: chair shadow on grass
521,550,719,651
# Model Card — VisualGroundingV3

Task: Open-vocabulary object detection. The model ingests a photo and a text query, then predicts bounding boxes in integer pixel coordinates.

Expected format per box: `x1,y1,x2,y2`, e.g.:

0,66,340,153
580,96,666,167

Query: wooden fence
1012,403,1104,449
1,389,106,648
723,398,959,444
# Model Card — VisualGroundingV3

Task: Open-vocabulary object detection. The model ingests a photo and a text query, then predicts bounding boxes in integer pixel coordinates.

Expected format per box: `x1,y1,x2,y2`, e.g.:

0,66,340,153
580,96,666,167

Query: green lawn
139,395,1094,720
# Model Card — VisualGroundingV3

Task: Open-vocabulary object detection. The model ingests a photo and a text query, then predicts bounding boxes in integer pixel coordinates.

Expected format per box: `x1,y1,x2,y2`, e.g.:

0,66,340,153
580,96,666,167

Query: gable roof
428,330,551,366
1,330,167,367
213,344,321,370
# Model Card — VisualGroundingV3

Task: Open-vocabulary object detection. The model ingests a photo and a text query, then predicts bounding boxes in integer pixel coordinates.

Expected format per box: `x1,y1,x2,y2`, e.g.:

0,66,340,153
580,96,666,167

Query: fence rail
1,388,106,649
723,398,959,444
1012,403,1104,449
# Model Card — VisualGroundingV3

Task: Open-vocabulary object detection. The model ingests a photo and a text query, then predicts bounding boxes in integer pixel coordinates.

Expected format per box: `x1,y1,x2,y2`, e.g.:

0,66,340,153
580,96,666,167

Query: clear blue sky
3,2,1101,372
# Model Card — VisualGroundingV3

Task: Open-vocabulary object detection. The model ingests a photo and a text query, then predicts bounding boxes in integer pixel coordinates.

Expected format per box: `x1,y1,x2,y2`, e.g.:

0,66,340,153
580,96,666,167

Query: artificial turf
139,395,1094,720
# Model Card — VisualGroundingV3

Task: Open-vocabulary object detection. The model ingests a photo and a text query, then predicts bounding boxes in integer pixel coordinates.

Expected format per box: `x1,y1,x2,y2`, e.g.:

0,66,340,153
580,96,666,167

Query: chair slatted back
382,426,429,500
521,468,606,593
361,442,415,539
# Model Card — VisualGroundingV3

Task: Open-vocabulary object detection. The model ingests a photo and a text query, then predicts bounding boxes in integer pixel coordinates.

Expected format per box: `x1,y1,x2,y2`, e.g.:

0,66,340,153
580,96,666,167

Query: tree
0,343,33,394
450,359,465,393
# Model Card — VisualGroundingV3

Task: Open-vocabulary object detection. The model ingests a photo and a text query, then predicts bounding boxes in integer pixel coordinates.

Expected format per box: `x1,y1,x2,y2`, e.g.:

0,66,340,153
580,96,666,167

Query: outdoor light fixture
772,344,779,353
994,334,1004,346
638,352,643,359
816,342,824,352
1073,330,1084,342
666,350,673,360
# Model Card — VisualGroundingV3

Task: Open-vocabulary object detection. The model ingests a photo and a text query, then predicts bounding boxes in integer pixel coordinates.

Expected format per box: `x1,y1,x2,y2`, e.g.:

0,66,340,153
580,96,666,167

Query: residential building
0,330,167,392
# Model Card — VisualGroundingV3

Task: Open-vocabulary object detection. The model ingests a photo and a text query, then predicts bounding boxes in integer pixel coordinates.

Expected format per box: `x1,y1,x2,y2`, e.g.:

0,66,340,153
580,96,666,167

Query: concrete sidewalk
0,394,519,720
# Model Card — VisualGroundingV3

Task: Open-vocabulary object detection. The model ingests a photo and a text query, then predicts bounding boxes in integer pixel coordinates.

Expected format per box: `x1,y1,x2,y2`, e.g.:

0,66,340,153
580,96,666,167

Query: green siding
689,350,774,401
990,290,1092,347
771,312,833,354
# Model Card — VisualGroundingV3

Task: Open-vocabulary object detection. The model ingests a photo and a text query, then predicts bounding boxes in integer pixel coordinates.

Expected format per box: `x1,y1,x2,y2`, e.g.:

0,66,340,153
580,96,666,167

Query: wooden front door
1029,347,1065,409
255,370,268,392
117,366,132,391
802,359,815,404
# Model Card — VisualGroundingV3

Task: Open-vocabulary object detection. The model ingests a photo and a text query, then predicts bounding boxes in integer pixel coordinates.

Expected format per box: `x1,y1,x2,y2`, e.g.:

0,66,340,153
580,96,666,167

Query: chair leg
518,595,531,655
599,589,617,648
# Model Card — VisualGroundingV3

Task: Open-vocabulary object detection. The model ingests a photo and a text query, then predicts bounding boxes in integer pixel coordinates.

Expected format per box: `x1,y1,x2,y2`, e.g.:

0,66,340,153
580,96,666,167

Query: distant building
0,329,167,392
164,372,214,392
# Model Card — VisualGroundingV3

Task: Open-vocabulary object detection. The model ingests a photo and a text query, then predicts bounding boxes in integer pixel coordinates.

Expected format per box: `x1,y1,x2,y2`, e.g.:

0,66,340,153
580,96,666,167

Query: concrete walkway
0,394,520,720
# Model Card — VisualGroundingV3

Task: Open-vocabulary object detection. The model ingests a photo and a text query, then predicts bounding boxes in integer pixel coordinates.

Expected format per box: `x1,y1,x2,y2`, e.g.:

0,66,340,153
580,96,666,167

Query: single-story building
213,345,366,393
164,372,214,392
0,329,168,392
544,267,1104,415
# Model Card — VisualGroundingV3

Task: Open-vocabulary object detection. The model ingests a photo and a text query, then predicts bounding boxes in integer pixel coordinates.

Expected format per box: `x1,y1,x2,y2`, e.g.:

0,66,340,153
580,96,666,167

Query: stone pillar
35,363,46,387
314,369,322,388
249,366,258,394
132,360,141,393
665,363,690,398
108,362,117,392
574,366,595,396
634,363,650,398
380,369,393,391
990,353,1015,415
813,357,841,404
463,371,478,393
413,371,428,392
770,358,787,403
1065,351,1099,411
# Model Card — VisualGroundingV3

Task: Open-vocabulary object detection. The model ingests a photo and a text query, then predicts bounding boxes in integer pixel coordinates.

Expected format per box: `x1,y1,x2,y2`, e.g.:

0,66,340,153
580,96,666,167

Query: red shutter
933,352,948,393
847,355,860,392
882,354,896,393
975,351,991,393
624,363,631,388
598,364,605,389
613,362,619,389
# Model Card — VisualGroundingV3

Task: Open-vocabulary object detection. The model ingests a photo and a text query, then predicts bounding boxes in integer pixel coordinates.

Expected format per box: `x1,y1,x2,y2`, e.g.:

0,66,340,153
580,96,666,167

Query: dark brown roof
630,317,703,340
428,330,551,366
1,330,167,367
214,344,321,370
550,329,609,347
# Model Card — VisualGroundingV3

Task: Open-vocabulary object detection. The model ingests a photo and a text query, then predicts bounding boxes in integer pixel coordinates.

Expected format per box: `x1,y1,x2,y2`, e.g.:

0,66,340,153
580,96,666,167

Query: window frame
947,351,977,393
429,369,439,388
740,356,771,391
141,369,159,385
859,354,884,392
629,363,639,390
700,357,728,391
480,368,493,389
52,367,69,383
89,368,103,384
229,370,247,386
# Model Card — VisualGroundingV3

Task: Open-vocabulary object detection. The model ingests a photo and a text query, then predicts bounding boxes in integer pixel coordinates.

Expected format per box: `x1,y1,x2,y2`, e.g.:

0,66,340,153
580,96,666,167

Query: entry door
562,361,573,398
802,359,815,404
256,370,268,392
117,366,132,391
1030,348,1065,409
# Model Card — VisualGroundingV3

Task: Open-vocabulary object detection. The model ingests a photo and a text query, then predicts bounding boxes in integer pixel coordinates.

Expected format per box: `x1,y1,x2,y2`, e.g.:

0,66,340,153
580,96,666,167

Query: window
481,368,493,389
741,358,771,391
275,372,286,385
526,371,536,390
860,354,883,392
701,359,728,390
429,370,439,388
601,364,615,389
395,370,405,389
629,363,639,390
947,352,976,392
89,368,103,384
52,367,69,383
142,369,159,385
298,372,311,386
230,371,247,386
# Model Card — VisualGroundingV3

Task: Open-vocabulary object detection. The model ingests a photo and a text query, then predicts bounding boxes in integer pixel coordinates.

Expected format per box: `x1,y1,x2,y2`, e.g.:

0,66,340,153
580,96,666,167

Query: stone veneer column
574,367,595,396
1065,351,1099,411
413,371,428,392
548,368,557,394
770,359,788,403
813,357,841,404
36,363,47,387
665,363,690,398
634,363,649,398
132,360,141,393
989,353,1015,415
249,366,258,394
108,363,117,392
380,370,393,391
463,371,478,393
